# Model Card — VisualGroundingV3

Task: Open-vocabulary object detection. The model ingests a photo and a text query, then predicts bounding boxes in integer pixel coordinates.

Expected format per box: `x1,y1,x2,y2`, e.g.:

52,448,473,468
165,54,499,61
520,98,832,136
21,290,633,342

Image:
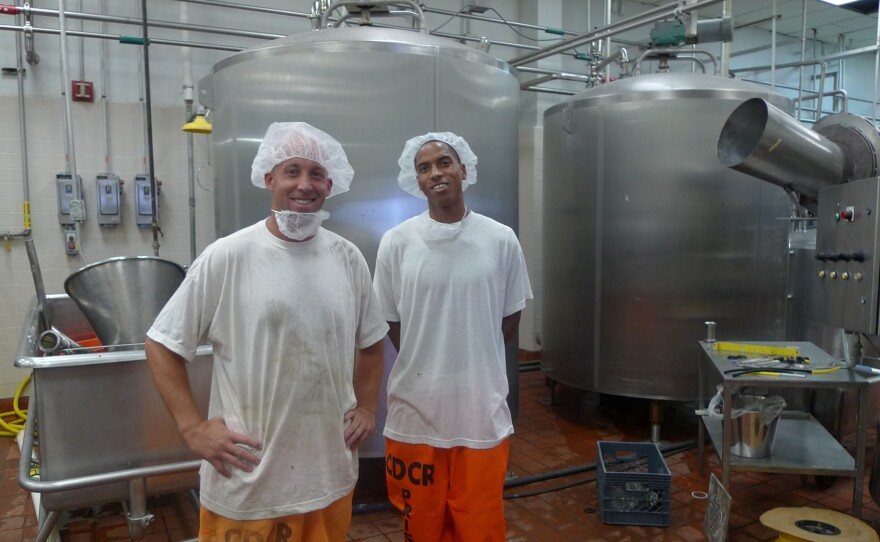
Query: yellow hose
0,373,30,437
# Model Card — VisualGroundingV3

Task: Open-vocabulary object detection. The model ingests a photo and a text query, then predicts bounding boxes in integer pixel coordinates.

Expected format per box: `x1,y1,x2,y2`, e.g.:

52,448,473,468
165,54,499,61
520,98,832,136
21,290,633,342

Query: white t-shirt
373,211,533,449
147,221,389,520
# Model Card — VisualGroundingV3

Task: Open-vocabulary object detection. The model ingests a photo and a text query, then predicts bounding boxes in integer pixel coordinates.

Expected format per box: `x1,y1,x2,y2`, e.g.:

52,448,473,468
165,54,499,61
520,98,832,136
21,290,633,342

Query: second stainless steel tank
542,73,794,401
199,25,520,456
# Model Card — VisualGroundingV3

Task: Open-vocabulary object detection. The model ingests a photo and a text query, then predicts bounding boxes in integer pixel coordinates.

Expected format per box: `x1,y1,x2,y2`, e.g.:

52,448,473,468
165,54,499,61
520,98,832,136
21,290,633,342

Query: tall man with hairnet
145,122,388,541
373,132,533,541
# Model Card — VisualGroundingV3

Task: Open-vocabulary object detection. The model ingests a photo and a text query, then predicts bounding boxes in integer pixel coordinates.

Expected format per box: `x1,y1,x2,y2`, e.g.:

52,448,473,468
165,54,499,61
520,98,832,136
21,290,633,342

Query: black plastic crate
596,441,671,527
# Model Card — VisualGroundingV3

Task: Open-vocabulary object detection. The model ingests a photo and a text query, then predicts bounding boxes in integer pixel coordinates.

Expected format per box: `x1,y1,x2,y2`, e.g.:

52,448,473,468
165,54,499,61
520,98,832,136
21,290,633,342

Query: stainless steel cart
697,341,876,517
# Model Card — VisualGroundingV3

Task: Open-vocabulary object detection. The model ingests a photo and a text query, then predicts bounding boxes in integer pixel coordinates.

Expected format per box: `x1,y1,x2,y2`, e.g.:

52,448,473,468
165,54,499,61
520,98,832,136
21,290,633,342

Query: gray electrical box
56,173,85,225
96,174,122,226
134,174,158,228
816,177,880,334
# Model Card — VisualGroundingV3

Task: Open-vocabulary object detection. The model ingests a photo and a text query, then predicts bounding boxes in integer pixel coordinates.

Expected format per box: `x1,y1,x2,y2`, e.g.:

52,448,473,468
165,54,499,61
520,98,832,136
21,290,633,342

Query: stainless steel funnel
63,256,185,346
717,97,846,201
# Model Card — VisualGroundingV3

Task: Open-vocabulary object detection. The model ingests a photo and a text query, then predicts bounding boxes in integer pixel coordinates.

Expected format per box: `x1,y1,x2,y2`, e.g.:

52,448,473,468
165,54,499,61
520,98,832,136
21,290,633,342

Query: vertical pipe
720,0,730,76
813,28,820,119
77,0,84,81
771,0,777,89
873,0,880,123
59,0,78,181
603,0,610,81
15,0,31,231
181,2,197,262
100,0,109,173
140,0,160,256
797,0,806,121
126,478,148,539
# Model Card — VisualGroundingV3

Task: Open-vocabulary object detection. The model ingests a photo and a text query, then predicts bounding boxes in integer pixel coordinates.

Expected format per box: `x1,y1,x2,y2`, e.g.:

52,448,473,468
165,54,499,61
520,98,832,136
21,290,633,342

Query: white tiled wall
0,95,215,398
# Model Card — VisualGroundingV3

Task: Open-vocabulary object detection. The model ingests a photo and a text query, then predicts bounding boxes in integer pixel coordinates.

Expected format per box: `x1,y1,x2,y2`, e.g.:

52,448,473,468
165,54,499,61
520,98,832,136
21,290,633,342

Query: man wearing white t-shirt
373,132,533,541
145,122,388,541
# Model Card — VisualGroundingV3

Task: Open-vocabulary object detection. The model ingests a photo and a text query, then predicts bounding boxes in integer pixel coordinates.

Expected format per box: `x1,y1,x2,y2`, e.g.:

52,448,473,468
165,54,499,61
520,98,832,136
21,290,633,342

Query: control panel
815,177,880,333
96,174,122,226
55,173,84,225
134,174,159,228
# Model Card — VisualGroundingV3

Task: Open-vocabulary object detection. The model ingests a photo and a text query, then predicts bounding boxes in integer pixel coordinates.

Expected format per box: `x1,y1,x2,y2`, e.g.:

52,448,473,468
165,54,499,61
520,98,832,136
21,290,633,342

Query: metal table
697,341,876,517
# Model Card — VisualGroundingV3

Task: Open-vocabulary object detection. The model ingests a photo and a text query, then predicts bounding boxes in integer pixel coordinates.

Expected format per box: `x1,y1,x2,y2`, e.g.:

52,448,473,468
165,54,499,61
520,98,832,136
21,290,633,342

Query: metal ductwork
717,97,848,203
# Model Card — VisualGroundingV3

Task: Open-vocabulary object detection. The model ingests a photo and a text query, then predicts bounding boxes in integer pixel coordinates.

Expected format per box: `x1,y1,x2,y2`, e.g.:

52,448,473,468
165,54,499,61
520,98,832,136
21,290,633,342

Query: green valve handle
544,27,564,36
119,35,147,45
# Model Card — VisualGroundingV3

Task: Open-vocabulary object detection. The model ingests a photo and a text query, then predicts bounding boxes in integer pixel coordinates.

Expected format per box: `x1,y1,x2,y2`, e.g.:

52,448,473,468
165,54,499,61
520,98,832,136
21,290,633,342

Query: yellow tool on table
712,341,800,357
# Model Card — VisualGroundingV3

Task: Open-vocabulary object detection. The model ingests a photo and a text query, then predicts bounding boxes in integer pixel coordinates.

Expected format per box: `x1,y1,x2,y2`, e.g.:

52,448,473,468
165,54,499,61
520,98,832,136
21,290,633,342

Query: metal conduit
510,0,724,67
139,0,160,257
174,0,311,19
730,59,826,122
0,24,243,52
15,5,286,40
15,0,30,236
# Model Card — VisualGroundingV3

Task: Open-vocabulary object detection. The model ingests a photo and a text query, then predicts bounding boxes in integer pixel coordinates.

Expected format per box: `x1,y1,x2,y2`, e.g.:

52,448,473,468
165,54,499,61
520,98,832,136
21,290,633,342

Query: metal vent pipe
717,97,847,201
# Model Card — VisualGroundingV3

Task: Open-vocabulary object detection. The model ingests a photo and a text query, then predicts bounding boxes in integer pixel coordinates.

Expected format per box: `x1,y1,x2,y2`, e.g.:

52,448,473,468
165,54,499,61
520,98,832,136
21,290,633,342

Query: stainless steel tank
541,73,794,401
199,25,520,456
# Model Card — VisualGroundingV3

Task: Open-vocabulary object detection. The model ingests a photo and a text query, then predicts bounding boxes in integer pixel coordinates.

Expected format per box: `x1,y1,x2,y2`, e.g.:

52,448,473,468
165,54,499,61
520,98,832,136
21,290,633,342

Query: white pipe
58,1,80,206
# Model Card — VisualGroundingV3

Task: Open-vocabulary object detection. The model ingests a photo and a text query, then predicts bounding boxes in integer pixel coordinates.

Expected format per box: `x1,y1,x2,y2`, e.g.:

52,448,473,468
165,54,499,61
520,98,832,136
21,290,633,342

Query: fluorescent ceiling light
817,0,859,5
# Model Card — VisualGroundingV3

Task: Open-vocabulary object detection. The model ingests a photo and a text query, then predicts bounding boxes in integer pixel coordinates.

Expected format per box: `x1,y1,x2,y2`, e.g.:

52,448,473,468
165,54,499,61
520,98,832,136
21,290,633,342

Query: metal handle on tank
320,0,426,31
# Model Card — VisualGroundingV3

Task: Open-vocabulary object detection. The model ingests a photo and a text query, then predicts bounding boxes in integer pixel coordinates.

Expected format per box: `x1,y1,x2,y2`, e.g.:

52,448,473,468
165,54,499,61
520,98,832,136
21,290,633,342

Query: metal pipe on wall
16,5,286,41
798,0,807,121
15,0,30,236
873,0,880,122
139,0,160,256
730,59,826,123
0,24,244,52
99,0,110,174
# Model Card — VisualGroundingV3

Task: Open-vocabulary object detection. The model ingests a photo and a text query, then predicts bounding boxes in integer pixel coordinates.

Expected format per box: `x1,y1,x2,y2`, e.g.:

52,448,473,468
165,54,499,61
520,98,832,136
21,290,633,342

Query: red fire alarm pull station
71,80,94,102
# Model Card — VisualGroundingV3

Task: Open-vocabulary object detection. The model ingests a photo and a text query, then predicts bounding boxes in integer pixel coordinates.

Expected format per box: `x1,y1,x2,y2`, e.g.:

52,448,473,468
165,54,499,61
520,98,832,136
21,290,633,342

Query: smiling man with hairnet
373,132,533,541
145,122,388,541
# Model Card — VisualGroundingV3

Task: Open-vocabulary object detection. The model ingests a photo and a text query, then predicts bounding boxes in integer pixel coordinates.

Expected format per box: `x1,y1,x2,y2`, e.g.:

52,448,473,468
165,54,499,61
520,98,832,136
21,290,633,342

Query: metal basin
64,256,185,346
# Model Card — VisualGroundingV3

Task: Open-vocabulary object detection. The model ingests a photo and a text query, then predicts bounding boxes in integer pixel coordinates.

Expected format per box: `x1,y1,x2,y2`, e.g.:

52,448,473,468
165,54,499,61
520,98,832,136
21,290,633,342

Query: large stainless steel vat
14,294,211,512
199,25,520,455
541,73,794,401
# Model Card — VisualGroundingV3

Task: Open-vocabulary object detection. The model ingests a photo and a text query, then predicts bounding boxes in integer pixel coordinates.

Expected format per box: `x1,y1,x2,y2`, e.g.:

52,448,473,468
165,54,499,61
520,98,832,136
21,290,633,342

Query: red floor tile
0,370,878,540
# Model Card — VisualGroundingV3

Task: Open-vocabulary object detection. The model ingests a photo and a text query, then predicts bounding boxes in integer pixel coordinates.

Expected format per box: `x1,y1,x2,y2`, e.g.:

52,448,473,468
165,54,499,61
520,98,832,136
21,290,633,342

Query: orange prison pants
198,490,353,542
385,438,509,542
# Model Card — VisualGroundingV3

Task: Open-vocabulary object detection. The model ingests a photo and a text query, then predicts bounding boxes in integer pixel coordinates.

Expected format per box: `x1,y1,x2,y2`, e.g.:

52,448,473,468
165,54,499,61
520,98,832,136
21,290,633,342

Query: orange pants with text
198,490,353,542
385,438,509,542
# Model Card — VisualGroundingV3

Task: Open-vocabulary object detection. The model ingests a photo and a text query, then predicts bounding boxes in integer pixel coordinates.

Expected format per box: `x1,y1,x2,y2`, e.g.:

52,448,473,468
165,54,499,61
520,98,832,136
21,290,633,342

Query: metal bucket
63,256,185,346
730,395,782,458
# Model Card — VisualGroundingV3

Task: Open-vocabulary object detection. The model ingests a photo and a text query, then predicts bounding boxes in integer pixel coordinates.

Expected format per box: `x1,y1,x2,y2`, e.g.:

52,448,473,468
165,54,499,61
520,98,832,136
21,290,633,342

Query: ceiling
643,0,879,50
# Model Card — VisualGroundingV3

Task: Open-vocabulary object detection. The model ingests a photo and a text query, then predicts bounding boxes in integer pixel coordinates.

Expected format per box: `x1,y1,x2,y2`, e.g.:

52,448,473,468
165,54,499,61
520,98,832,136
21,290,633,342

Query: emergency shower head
182,112,212,134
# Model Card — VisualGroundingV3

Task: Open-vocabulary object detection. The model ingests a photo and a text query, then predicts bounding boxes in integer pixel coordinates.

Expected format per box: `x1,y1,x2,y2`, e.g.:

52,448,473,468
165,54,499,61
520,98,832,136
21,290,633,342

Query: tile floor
2,368,880,541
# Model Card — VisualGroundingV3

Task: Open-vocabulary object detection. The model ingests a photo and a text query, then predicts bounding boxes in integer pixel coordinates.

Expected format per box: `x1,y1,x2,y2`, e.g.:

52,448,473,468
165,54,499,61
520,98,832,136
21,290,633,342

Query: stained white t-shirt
373,211,533,449
147,221,388,520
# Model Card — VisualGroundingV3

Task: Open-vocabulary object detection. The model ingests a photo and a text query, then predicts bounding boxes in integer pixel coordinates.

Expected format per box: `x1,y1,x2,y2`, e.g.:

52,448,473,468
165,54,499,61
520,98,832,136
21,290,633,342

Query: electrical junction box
134,174,159,228
55,173,84,225
96,174,122,226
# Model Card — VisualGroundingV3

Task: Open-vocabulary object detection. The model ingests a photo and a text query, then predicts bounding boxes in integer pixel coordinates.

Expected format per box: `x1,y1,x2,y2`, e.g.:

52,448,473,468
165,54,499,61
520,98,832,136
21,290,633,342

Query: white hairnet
397,132,478,199
250,122,354,197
